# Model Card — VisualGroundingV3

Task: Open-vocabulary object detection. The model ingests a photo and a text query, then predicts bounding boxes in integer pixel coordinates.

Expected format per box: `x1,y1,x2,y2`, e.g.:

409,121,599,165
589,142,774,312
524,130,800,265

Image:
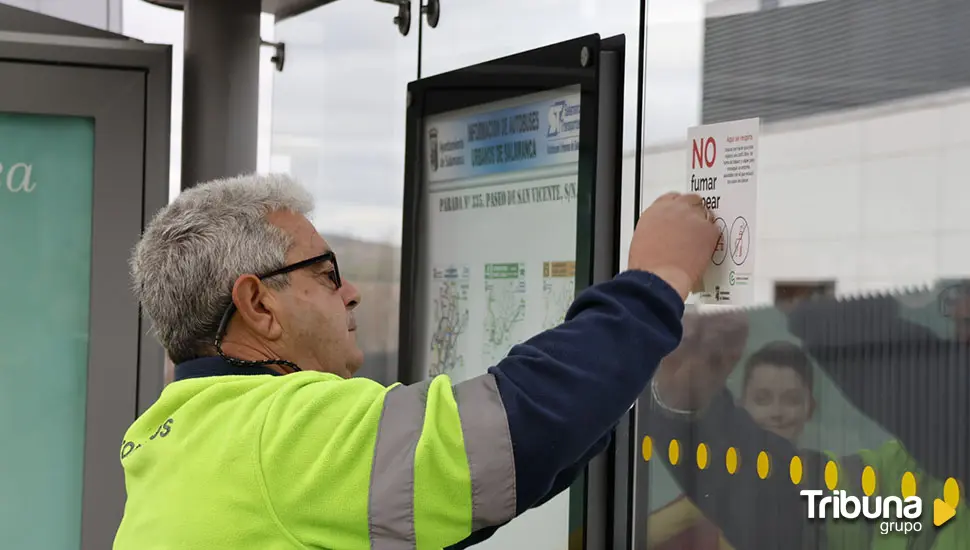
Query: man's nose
342,279,361,309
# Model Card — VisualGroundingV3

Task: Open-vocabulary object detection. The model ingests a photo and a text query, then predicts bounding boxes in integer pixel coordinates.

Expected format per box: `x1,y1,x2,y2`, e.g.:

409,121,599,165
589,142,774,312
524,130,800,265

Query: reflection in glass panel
639,0,970,548
0,113,95,549
272,2,417,384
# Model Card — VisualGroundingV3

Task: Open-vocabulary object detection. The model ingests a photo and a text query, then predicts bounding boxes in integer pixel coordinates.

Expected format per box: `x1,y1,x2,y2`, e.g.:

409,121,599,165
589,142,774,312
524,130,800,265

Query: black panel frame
399,34,626,550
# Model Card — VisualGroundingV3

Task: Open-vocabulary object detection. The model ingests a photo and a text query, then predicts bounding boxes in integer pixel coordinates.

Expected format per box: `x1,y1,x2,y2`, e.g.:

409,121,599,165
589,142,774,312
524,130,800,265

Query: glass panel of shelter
638,1,970,549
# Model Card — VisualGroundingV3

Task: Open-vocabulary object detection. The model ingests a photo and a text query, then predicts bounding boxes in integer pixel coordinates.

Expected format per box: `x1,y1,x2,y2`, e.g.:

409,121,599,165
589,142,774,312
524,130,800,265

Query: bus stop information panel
399,35,625,550
420,85,582,379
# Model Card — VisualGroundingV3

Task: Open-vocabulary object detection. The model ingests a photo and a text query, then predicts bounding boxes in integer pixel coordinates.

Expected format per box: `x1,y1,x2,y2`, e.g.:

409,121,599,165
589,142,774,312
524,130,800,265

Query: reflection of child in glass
646,342,814,550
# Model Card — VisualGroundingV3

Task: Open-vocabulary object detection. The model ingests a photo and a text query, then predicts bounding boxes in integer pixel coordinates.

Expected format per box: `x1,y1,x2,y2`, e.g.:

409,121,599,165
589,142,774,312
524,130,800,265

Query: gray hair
131,173,314,364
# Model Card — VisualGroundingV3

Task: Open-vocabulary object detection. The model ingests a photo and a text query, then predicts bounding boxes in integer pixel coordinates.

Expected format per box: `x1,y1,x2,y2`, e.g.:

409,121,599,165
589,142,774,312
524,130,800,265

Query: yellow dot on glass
642,436,653,462
862,466,877,497
901,472,917,499
789,456,803,485
697,443,710,470
726,447,739,475
944,477,961,509
757,451,771,479
824,461,839,491
668,439,680,466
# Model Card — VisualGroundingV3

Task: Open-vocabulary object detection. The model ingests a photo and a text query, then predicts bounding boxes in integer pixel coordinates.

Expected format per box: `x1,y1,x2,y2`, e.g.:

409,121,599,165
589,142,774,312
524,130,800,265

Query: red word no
692,137,716,169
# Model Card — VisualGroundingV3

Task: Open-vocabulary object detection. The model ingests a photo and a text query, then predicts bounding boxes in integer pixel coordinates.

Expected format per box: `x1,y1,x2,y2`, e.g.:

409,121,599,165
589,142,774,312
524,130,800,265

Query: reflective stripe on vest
367,375,516,548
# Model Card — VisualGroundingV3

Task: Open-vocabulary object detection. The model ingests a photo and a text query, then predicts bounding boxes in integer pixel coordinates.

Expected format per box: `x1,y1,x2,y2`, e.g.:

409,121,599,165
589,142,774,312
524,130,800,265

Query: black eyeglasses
213,251,341,372
258,251,342,288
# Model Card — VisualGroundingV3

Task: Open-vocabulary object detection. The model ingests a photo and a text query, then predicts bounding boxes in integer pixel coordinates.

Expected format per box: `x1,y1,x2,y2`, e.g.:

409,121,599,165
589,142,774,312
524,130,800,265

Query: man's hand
652,309,749,411
629,192,720,300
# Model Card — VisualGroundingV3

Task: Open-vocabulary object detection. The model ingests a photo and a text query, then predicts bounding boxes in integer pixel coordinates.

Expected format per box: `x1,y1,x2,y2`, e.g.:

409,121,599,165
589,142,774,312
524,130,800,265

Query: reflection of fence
643,282,970,547
642,433,960,501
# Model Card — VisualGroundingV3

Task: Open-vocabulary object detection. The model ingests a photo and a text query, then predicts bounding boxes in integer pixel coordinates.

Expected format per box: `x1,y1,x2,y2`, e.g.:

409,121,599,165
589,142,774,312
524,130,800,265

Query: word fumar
802,490,956,536
689,174,720,210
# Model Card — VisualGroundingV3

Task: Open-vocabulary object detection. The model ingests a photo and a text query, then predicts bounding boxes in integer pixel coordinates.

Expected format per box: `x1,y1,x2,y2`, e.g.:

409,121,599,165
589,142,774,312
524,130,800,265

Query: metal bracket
374,0,412,36
422,0,440,28
260,40,286,72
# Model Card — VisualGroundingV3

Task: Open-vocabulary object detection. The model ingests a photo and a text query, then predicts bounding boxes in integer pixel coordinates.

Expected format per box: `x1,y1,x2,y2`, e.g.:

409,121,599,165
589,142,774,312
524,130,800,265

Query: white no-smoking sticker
687,118,759,306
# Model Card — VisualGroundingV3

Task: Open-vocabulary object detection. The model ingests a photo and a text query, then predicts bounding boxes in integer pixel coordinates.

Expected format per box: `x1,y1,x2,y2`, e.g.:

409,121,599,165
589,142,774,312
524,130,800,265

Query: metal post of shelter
181,0,262,189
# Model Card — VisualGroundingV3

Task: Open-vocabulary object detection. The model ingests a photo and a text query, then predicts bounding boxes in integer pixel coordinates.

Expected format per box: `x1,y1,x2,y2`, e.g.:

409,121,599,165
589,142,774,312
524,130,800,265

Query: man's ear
230,275,284,341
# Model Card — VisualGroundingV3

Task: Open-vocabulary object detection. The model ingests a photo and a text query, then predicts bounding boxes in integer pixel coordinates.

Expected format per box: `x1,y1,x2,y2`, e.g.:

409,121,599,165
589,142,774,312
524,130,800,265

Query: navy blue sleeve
535,430,613,507
490,269,684,515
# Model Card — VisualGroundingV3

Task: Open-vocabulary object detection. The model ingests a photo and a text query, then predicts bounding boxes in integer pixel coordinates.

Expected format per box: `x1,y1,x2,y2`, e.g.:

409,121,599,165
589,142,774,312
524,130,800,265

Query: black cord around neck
213,305,302,374
215,338,302,374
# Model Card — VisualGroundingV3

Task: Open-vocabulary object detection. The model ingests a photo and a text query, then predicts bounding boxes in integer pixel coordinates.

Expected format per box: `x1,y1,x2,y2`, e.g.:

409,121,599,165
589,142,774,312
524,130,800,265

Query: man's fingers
679,193,715,223
652,192,714,224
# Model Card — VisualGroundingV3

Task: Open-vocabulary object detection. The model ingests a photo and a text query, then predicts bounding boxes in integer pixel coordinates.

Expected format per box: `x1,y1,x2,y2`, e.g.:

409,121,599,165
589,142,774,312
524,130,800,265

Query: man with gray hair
113,176,719,549
129,173,362,378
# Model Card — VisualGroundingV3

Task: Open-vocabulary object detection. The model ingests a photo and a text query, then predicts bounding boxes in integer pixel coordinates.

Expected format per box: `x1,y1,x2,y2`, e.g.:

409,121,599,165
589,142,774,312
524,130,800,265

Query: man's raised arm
447,268,684,549
262,193,720,549
441,192,721,548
